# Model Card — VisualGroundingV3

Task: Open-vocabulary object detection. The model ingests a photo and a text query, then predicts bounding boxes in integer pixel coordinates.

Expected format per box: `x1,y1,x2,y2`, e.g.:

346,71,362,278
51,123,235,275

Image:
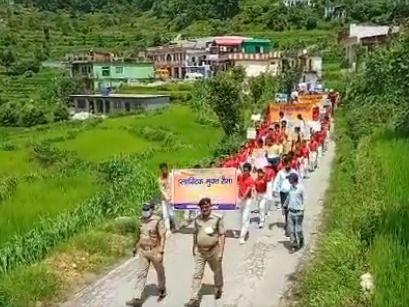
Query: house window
115,66,123,74
77,99,86,109
102,66,110,77
81,66,88,75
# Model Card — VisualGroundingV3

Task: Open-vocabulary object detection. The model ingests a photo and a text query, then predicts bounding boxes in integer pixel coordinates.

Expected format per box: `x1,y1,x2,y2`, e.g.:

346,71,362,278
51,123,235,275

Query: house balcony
228,52,282,61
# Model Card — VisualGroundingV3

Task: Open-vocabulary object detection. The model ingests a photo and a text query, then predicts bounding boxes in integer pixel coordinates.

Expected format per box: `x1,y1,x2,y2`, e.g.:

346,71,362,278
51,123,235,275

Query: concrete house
71,93,170,115
66,51,154,92
227,38,282,77
340,24,400,69
144,38,217,80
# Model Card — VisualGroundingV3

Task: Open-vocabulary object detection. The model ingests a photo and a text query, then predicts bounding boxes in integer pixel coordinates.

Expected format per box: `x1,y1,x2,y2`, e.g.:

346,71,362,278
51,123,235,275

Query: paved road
61,141,334,307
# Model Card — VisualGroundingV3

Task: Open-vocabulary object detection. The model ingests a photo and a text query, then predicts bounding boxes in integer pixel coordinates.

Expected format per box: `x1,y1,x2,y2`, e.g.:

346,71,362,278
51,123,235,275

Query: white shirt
273,168,298,193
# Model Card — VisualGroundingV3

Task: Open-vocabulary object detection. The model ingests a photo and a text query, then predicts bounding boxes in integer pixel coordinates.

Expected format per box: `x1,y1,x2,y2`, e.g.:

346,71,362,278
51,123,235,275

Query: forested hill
12,0,409,31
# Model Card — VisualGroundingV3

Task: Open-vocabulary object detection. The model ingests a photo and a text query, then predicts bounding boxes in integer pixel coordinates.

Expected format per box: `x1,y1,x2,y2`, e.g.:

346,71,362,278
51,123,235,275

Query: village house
65,50,154,92
71,93,170,115
299,51,322,91
225,38,283,77
144,36,285,79
144,37,220,80
340,24,400,69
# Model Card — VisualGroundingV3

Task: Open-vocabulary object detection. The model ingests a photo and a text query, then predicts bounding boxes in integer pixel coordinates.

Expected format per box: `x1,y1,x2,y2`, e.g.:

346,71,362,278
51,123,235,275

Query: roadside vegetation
294,28,409,306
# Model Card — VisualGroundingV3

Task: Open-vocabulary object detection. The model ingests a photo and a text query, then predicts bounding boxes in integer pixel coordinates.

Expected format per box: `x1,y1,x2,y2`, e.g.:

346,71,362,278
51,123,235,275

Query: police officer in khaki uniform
185,198,226,307
126,203,167,307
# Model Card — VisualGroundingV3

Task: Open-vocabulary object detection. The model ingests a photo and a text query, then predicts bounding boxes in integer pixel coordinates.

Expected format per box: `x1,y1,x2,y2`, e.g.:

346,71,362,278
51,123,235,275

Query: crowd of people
220,108,332,247
126,93,338,307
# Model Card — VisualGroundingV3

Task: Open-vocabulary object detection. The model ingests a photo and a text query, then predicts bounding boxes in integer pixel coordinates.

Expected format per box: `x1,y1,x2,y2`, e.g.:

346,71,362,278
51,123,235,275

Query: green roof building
242,38,273,54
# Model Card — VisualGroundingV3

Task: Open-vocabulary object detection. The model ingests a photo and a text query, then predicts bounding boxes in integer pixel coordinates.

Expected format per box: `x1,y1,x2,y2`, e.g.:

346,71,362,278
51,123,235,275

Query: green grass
369,135,409,307
0,173,98,246
298,113,409,306
58,128,157,161
0,105,222,247
0,150,38,176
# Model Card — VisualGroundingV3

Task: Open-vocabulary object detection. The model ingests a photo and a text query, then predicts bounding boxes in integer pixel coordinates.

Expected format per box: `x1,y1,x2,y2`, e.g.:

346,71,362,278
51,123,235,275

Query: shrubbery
0,154,158,274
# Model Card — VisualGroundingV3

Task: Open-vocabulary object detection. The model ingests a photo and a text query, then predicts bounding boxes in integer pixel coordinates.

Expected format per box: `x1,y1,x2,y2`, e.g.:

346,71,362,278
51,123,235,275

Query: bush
212,133,244,158
19,104,49,127
0,102,20,126
305,17,318,30
32,142,68,166
53,102,70,122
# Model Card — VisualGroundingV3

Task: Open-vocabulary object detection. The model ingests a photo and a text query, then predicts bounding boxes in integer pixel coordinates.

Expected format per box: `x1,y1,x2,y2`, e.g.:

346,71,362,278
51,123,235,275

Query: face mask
142,210,152,218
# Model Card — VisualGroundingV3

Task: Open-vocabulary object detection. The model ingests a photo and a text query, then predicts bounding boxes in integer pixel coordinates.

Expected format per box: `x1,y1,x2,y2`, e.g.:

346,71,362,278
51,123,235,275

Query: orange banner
298,94,324,104
267,102,319,123
171,168,238,210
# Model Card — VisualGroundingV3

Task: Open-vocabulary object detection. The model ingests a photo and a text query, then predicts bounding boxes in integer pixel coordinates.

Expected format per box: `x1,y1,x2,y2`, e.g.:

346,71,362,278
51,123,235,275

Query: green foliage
344,30,409,137
248,73,279,105
0,102,20,126
32,142,68,167
19,103,48,127
212,133,244,158
0,264,61,307
199,70,243,135
0,48,16,72
0,177,17,203
53,102,70,122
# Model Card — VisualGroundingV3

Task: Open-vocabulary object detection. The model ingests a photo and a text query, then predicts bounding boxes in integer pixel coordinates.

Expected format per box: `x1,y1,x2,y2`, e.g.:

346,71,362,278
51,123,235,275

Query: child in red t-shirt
254,168,268,228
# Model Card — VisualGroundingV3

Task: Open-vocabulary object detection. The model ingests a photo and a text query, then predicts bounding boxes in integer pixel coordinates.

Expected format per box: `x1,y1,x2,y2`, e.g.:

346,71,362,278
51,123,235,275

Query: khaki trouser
191,246,223,300
134,248,166,299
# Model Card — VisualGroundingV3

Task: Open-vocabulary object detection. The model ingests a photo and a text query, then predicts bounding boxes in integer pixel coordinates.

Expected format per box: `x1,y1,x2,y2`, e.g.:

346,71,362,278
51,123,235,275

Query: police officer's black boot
215,288,223,300
184,298,200,307
126,298,142,307
157,288,167,302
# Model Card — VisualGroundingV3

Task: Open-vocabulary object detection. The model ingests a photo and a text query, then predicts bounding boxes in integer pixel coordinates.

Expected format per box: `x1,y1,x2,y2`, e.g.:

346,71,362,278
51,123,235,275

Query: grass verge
293,110,409,306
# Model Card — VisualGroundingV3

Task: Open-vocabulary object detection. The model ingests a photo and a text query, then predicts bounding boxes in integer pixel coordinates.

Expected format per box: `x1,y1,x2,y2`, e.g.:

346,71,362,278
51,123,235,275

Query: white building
341,24,400,69
284,0,311,7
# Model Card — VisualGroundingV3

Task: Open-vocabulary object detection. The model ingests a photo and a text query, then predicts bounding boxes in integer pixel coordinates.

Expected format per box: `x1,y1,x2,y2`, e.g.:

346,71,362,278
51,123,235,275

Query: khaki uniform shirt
194,213,225,249
138,215,166,249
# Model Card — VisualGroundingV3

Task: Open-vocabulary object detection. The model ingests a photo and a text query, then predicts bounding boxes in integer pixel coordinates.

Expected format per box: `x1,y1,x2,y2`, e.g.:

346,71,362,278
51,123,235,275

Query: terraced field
0,105,222,247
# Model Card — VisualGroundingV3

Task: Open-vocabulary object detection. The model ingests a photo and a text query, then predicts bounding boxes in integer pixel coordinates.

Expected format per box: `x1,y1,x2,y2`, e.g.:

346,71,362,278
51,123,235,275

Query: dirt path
61,141,334,307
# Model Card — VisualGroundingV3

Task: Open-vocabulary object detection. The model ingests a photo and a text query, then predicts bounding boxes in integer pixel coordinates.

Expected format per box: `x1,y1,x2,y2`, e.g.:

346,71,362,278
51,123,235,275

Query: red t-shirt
301,145,310,158
254,177,267,193
291,159,299,170
316,131,325,145
264,167,276,182
309,140,318,152
238,174,255,199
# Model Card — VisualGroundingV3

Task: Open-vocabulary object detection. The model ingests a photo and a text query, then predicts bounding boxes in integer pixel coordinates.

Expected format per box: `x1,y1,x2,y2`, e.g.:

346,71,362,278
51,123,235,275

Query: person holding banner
158,163,174,236
237,163,255,245
185,198,225,307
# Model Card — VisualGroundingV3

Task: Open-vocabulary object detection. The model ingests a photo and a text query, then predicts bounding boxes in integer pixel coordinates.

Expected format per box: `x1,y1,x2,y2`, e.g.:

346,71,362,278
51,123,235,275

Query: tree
0,48,16,73
50,76,85,106
53,102,70,122
249,73,279,105
205,72,242,135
